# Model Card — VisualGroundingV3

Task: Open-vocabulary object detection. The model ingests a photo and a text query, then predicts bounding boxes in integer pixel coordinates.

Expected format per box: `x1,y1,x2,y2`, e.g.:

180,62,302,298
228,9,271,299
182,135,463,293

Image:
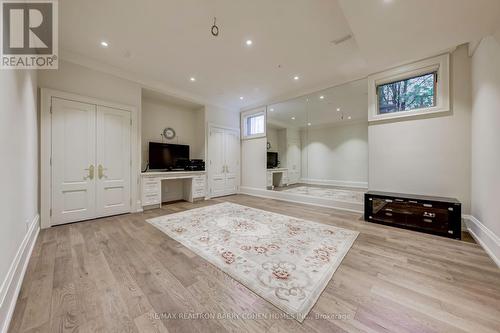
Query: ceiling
59,0,500,110
267,78,367,129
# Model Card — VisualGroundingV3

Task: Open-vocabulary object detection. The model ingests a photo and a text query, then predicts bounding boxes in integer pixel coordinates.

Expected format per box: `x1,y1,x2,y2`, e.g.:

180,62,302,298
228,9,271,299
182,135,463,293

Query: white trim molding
239,186,363,213
464,215,500,268
368,53,450,122
0,215,40,333
299,178,368,189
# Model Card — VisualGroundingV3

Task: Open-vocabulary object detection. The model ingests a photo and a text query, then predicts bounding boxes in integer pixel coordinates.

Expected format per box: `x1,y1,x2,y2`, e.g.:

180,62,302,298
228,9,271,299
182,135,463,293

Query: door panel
51,98,96,225
287,139,301,184
224,129,240,194
208,127,227,197
96,106,131,217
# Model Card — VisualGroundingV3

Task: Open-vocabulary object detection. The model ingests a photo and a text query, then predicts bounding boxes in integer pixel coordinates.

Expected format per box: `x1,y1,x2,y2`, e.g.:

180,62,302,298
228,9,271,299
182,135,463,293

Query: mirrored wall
265,79,368,209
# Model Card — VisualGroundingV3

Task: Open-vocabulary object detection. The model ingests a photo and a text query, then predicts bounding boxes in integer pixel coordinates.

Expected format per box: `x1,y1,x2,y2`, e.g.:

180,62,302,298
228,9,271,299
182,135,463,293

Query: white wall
0,70,38,330
470,36,500,250
301,122,368,187
368,45,472,213
141,99,204,168
241,138,267,189
266,127,279,152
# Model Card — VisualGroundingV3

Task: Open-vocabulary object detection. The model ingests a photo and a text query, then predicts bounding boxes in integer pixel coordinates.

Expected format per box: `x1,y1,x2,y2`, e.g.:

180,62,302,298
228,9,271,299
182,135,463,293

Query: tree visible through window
377,72,436,114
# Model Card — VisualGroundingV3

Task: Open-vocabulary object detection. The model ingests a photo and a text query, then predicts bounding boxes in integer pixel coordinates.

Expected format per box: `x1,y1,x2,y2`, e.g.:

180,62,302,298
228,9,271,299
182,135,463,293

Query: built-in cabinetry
267,168,288,189
141,171,206,208
49,97,132,226
208,126,240,197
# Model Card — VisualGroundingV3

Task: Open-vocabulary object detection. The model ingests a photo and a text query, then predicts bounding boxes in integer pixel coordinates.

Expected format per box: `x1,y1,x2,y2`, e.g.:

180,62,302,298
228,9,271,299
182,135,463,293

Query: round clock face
267,142,271,150
163,127,176,139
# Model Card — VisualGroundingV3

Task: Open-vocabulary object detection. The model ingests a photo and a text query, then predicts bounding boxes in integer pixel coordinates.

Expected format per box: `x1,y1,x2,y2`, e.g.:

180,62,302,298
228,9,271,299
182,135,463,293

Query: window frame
241,107,266,140
368,54,450,122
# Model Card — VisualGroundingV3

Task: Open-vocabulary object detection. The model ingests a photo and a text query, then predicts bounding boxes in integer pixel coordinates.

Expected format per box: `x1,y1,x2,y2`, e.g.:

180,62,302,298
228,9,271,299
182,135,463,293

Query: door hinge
50,208,52,217
50,156,52,166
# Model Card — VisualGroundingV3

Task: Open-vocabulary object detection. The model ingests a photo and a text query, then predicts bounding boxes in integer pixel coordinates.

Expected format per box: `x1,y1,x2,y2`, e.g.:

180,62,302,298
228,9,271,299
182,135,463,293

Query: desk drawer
142,192,160,205
193,189,205,198
193,176,205,185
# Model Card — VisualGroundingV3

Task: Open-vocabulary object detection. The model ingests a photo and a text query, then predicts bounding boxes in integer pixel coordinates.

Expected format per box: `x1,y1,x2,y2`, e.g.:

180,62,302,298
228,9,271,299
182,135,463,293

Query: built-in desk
266,168,289,189
141,171,206,208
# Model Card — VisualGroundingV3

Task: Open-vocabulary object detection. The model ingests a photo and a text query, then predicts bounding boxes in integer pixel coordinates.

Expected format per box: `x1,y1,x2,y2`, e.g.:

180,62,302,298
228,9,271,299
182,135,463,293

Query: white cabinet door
51,98,96,225
208,126,240,198
208,126,227,197
95,106,131,217
224,129,240,194
287,138,301,184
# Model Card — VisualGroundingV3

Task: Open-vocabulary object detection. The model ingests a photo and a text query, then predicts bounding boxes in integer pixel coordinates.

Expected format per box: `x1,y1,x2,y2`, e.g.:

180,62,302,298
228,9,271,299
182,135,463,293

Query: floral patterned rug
147,202,359,322
281,185,364,203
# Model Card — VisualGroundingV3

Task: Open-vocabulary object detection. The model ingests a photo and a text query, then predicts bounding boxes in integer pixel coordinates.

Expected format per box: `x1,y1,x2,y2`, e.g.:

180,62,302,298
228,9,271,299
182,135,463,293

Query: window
241,108,266,139
246,114,265,136
368,54,449,122
377,72,437,114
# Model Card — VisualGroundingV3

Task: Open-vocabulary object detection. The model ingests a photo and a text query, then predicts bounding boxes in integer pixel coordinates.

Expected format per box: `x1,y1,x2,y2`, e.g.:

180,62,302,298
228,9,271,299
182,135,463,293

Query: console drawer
142,192,160,205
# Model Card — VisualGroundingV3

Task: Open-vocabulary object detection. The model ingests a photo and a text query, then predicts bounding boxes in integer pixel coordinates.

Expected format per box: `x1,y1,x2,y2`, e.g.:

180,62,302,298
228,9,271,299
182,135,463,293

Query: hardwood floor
8,195,500,333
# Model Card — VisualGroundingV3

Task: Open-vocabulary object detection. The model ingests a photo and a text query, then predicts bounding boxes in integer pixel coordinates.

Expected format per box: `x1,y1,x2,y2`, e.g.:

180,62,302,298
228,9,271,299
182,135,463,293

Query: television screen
149,142,189,170
267,152,278,168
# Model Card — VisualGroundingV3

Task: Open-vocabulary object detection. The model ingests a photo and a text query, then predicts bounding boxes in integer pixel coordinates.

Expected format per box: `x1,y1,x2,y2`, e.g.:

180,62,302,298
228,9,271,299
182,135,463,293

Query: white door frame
206,123,240,198
41,88,139,229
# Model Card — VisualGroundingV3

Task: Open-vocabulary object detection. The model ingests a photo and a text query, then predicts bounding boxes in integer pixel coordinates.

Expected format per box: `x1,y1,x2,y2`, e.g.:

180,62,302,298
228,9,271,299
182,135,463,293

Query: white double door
51,97,131,225
208,126,240,197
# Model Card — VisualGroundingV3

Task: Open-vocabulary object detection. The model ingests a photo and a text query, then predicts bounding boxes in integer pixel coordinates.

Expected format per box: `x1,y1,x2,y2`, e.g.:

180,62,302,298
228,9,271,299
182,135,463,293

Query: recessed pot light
100,41,109,47
190,77,196,82
336,108,341,112
319,95,324,100
239,96,244,100
246,39,253,46
348,116,352,120
269,108,274,112
293,76,299,81
307,122,312,126
291,117,296,120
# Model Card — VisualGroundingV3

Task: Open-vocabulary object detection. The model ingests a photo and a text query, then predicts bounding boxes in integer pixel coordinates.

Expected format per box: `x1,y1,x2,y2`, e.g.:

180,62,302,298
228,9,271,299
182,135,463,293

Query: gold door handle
84,165,94,180
98,164,108,179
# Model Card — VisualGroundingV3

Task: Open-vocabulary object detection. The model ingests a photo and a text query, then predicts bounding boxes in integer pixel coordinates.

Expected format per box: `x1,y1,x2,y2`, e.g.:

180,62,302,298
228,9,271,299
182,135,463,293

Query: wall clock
267,142,271,150
163,127,176,140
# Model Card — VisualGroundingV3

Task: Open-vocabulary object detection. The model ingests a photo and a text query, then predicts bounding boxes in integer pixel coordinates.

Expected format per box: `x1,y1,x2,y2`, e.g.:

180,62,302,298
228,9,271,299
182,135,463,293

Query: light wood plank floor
8,195,500,333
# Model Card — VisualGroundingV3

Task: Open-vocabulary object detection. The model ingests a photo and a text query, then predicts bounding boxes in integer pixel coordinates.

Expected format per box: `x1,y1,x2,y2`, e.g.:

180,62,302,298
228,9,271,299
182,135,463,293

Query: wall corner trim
0,214,40,333
463,215,500,268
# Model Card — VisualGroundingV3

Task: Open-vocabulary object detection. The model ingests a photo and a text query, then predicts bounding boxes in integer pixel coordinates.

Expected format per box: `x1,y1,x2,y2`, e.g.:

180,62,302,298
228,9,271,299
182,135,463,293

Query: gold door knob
98,164,108,179
84,165,94,180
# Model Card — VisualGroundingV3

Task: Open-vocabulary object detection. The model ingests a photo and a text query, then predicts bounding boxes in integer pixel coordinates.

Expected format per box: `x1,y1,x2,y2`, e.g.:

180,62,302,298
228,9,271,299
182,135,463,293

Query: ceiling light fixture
348,116,352,120
100,41,109,47
190,77,196,82
319,95,324,100
269,108,274,112
291,117,296,120
293,76,299,81
336,108,340,112
307,123,311,126
246,39,253,46
239,96,244,100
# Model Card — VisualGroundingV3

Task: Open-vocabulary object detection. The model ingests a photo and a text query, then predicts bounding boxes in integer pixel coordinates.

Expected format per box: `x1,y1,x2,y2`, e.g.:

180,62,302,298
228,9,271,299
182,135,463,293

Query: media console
141,171,206,209
364,191,462,240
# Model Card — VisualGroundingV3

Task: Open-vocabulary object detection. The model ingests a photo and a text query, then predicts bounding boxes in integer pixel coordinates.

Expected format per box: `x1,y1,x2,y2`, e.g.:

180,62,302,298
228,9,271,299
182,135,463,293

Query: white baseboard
0,215,40,333
463,215,500,268
239,186,363,213
299,178,368,189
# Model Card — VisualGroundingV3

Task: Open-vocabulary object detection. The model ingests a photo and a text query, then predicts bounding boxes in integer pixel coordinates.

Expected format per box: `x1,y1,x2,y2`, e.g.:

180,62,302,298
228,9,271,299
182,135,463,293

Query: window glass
377,72,436,114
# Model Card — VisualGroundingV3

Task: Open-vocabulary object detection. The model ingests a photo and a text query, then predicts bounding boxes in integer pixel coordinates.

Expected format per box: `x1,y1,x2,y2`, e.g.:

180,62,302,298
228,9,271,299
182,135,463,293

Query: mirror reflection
266,79,368,205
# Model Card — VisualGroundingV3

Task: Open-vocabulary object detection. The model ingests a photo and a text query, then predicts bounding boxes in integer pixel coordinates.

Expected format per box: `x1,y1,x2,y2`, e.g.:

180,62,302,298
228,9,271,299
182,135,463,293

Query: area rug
282,185,364,203
147,202,359,322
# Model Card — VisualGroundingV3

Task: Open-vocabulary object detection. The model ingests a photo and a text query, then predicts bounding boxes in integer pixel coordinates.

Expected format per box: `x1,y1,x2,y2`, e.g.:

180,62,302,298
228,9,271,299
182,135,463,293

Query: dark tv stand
364,191,461,240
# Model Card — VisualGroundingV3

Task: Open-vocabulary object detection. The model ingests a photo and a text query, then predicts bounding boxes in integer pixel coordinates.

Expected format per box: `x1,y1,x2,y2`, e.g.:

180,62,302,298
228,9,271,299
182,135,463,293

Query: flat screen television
267,152,278,169
149,142,189,170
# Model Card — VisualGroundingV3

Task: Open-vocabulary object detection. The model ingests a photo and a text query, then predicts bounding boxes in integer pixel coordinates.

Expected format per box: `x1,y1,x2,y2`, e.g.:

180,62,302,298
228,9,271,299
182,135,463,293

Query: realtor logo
1,0,58,69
